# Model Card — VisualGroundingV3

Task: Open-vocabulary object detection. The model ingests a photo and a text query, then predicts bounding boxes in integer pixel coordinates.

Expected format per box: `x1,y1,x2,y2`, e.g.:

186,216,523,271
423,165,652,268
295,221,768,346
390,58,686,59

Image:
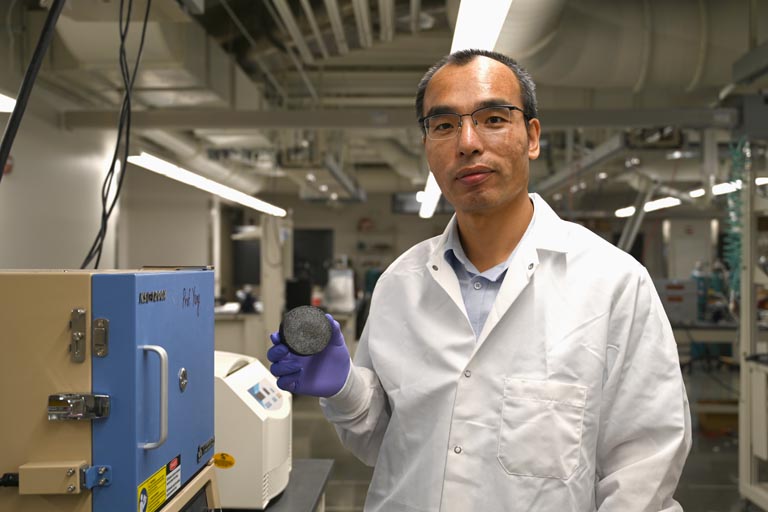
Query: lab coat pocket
497,378,586,479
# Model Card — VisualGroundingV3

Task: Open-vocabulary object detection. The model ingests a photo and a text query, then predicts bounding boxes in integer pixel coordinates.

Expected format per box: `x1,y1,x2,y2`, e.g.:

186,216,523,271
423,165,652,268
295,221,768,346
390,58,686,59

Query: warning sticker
213,452,236,469
166,455,181,496
137,455,182,512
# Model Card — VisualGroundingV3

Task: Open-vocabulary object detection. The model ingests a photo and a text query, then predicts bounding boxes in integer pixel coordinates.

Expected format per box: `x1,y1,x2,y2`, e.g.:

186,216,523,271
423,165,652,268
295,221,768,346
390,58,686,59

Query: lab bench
221,459,334,512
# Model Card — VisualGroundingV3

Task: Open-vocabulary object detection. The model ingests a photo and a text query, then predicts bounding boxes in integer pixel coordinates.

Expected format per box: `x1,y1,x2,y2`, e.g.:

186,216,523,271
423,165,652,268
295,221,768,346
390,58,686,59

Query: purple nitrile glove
267,313,351,397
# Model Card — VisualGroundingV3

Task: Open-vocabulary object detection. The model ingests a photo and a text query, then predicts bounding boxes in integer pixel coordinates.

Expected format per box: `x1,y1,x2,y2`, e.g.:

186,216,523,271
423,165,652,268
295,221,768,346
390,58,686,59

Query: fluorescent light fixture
644,196,681,212
667,150,683,160
712,180,741,196
666,150,696,160
615,206,636,218
450,0,513,53
0,93,15,113
419,173,441,219
615,196,681,218
636,177,768,217
416,0,514,219
127,152,286,217
688,178,768,198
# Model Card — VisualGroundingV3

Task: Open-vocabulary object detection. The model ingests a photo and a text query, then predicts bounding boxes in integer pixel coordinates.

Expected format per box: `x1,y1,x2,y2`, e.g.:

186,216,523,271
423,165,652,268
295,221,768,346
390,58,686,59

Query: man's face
421,57,541,216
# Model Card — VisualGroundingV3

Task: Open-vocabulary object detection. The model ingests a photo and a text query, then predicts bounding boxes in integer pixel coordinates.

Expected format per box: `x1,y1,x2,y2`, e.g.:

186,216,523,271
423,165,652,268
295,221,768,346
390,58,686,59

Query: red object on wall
2,155,13,176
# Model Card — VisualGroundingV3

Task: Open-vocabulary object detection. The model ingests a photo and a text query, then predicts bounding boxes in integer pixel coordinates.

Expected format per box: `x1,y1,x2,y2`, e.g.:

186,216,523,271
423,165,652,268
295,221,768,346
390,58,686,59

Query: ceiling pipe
218,0,287,101
271,0,315,64
368,138,426,185
410,0,421,34
323,0,349,54
533,132,627,197
352,0,374,48
262,0,319,102
299,0,330,59
324,153,367,201
378,0,395,42
617,177,657,252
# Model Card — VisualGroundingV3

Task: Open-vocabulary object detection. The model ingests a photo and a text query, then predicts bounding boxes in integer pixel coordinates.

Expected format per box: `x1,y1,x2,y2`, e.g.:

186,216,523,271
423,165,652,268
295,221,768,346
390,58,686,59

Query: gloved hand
267,314,351,397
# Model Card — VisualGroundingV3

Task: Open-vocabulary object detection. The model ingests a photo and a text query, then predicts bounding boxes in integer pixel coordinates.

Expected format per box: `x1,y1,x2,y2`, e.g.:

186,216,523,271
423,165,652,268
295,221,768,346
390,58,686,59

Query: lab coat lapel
476,243,539,346
475,194,569,347
425,217,470,321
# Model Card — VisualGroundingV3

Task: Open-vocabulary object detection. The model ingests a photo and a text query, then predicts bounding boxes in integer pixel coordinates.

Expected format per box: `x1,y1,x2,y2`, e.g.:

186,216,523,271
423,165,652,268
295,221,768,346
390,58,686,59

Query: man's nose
457,117,483,155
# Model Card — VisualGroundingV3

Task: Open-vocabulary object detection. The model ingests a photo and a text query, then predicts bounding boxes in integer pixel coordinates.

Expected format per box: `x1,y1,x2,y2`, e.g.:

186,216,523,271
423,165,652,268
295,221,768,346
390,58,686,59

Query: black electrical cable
91,0,136,268
0,0,67,187
80,0,152,269
0,473,19,487
81,0,136,268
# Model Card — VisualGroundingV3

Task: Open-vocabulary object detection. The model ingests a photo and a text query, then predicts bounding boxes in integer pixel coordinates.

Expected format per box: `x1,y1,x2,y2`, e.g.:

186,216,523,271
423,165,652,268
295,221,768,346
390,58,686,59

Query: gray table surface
221,458,334,512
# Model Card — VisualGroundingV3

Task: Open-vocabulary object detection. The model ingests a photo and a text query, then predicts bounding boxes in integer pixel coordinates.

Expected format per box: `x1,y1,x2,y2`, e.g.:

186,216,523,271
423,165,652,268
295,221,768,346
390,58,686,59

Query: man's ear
527,118,541,160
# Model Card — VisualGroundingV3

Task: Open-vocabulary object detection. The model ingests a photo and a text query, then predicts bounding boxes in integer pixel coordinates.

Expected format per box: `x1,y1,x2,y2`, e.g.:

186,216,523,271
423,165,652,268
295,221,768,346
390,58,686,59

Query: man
269,49,691,511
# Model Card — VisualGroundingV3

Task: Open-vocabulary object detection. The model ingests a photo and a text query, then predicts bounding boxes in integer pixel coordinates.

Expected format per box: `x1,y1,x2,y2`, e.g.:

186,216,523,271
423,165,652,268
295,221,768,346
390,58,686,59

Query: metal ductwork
324,154,367,202
31,8,266,110
33,2,271,199
493,0,766,92
140,130,265,194
367,138,427,185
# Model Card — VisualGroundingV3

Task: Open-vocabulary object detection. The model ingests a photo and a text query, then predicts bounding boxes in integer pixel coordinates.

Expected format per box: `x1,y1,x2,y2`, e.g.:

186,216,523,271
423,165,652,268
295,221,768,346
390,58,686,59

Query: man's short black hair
415,49,538,134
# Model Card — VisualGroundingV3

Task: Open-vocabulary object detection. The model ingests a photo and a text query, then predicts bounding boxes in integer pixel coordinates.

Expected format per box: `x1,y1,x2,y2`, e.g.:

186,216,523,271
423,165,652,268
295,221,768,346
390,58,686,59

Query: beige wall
0,22,120,269
118,165,212,269
251,193,453,273
0,114,118,269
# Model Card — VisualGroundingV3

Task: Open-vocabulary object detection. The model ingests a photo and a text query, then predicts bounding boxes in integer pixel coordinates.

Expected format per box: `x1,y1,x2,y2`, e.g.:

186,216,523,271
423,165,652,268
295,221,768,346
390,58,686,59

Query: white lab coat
321,194,691,512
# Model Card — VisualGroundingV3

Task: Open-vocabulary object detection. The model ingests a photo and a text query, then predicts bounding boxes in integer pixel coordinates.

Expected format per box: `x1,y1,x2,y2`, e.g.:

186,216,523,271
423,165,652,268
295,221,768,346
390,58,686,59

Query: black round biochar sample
280,305,332,355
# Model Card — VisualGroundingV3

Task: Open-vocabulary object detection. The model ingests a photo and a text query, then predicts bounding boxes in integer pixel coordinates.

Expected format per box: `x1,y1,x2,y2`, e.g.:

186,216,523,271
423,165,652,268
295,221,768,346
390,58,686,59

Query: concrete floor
292,363,761,511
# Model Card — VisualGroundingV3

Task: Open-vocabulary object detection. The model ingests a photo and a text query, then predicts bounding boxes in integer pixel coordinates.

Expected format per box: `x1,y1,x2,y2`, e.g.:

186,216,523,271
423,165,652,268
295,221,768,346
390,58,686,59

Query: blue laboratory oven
0,269,220,512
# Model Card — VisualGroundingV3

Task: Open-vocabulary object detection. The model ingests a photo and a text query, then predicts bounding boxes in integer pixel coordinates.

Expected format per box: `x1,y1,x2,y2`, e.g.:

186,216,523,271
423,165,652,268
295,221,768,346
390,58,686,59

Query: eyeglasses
419,105,527,141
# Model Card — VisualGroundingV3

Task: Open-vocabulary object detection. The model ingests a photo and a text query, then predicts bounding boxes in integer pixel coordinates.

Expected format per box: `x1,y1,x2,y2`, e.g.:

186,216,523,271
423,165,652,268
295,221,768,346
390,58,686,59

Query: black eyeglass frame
418,104,531,138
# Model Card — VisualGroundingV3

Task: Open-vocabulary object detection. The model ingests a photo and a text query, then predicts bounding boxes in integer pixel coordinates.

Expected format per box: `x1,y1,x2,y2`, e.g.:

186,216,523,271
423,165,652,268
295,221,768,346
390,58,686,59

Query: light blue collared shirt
444,204,536,337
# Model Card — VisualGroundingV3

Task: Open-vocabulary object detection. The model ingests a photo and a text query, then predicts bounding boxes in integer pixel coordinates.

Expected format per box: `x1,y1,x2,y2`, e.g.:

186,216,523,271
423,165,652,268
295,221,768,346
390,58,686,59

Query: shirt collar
443,222,478,273
433,193,569,269
442,197,543,281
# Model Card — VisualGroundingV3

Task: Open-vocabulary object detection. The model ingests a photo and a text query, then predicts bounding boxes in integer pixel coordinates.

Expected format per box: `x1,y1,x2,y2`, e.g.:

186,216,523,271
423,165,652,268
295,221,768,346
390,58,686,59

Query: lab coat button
454,446,462,454
432,265,438,271
528,263,534,270
464,370,471,378
473,282,482,290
